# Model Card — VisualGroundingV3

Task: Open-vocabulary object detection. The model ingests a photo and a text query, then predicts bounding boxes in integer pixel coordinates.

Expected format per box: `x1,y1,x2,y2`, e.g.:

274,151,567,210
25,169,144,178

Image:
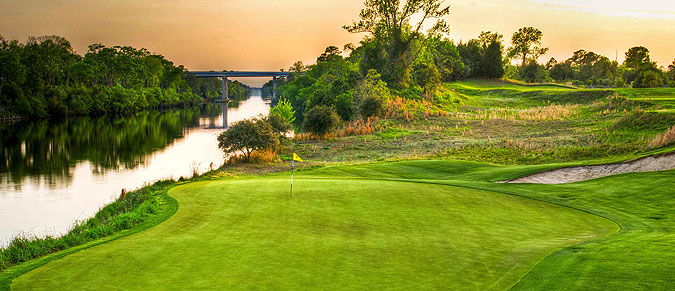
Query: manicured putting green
12,177,615,290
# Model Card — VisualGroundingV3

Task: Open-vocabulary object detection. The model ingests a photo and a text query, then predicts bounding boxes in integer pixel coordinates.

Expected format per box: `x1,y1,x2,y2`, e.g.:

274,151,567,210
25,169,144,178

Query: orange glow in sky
1,0,673,86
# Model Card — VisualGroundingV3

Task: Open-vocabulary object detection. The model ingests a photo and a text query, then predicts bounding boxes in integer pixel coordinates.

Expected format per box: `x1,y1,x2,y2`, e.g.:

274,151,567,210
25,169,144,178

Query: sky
1,0,674,86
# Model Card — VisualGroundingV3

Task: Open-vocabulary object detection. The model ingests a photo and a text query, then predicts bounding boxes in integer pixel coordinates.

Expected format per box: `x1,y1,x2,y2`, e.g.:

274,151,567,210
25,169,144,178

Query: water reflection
0,94,270,244
1,109,206,189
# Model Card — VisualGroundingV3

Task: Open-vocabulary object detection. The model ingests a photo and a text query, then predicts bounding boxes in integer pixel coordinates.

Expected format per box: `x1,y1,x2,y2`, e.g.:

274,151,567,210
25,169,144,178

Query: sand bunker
505,153,675,184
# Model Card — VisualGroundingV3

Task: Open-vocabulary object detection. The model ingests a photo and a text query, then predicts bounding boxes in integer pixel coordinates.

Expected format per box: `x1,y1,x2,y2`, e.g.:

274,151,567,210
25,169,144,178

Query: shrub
355,69,389,117
270,98,295,123
266,112,292,136
303,105,340,136
519,61,548,83
359,95,384,117
635,70,664,88
412,62,442,91
335,92,355,121
217,117,279,160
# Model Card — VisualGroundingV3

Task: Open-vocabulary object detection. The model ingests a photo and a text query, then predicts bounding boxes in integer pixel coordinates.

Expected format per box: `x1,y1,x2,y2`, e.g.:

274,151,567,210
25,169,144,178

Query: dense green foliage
507,27,549,66
343,0,450,88
302,105,340,136
457,31,506,79
0,35,248,119
265,112,293,136
266,3,672,133
269,98,295,124
354,70,389,117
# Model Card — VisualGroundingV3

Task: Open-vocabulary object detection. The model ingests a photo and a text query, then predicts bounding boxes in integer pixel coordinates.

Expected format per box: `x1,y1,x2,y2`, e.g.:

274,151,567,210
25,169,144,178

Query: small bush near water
0,180,173,271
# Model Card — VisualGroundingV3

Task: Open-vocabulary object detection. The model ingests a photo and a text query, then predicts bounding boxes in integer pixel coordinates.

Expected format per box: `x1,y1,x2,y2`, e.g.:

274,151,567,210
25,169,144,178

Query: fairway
12,175,615,290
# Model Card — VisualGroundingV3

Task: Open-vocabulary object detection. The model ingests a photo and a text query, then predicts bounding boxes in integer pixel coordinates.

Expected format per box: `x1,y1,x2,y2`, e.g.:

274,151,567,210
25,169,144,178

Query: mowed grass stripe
12,178,615,290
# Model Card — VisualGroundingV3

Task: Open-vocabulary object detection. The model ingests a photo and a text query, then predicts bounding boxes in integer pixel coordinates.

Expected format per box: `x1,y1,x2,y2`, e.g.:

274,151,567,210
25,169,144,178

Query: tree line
259,0,675,130
0,35,249,119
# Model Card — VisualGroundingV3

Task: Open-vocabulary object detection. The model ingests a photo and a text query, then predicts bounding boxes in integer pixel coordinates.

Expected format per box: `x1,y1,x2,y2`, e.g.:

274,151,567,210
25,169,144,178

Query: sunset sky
1,0,673,86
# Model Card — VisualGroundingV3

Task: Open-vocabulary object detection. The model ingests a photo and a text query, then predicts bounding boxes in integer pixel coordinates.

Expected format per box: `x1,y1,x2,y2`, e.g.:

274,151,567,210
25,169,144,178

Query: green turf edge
293,175,622,290
423,180,623,290
396,179,623,290
0,192,179,291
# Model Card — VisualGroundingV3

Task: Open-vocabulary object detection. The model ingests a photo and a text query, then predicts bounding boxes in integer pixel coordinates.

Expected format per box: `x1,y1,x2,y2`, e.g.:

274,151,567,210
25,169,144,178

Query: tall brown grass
651,126,675,148
226,149,278,164
294,117,380,141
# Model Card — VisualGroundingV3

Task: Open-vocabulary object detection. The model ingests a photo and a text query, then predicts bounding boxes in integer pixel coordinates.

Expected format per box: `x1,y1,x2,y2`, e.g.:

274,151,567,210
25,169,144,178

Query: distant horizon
2,0,673,86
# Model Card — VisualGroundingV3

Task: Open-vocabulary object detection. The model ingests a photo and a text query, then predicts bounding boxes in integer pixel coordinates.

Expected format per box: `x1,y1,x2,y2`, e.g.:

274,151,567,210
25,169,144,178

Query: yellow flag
293,153,303,162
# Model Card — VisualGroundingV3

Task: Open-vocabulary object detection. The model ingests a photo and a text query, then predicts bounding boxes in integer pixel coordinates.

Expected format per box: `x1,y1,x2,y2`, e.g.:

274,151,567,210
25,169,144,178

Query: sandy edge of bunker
502,153,675,184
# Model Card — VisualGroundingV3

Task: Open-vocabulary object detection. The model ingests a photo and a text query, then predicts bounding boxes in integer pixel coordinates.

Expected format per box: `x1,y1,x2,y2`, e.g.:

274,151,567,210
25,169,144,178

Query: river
0,92,271,245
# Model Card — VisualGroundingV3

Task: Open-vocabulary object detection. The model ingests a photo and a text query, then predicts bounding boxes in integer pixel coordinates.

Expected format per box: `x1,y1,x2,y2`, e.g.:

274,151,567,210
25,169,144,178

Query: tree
289,61,306,73
549,60,573,81
344,0,450,87
668,59,675,85
519,60,548,83
478,31,502,50
412,62,441,90
457,31,504,79
426,36,464,81
270,98,296,124
266,112,292,136
355,69,390,117
634,70,664,88
317,46,342,63
622,46,659,87
507,27,548,66
457,39,482,78
217,118,279,160
481,40,505,78
623,46,652,70
303,105,340,136
555,49,618,86
545,57,557,70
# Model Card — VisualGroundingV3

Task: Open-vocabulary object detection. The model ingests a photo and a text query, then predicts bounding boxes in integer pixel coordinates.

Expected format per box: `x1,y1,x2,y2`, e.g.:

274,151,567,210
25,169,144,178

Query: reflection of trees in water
0,106,217,189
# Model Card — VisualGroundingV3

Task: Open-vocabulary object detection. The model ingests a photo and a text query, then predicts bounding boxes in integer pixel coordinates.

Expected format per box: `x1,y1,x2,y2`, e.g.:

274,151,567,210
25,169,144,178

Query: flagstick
290,158,294,198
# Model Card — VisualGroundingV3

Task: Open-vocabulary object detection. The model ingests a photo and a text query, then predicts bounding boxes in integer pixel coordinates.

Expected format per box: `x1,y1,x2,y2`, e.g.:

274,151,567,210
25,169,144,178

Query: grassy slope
11,164,616,290
295,80,675,164
0,192,178,290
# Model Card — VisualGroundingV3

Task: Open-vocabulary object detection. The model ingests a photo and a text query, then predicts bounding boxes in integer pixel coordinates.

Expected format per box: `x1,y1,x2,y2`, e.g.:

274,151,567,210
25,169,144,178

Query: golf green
12,176,616,290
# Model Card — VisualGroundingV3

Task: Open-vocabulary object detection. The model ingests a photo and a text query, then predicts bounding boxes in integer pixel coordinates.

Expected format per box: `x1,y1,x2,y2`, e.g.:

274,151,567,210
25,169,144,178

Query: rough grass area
0,180,174,271
11,162,616,290
290,80,675,165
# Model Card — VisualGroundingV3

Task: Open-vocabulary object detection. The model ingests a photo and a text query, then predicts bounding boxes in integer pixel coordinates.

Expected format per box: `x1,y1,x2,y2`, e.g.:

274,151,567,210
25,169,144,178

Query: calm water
0,93,271,244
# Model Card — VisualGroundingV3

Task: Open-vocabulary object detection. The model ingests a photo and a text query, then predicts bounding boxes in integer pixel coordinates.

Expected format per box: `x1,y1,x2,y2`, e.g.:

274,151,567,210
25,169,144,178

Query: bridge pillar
272,76,277,99
222,77,229,100
221,77,229,129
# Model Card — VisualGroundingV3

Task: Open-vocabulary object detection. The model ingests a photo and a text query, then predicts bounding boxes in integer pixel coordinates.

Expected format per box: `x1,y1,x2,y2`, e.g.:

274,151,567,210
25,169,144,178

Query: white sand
505,153,675,184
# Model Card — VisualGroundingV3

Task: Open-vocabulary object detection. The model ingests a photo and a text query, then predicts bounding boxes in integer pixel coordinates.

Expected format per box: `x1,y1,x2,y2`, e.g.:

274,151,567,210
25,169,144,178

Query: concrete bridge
188,71,291,128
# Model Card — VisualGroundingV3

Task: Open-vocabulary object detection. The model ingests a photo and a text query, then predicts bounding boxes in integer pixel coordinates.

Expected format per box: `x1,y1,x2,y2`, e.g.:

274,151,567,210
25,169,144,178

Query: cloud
527,0,675,19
